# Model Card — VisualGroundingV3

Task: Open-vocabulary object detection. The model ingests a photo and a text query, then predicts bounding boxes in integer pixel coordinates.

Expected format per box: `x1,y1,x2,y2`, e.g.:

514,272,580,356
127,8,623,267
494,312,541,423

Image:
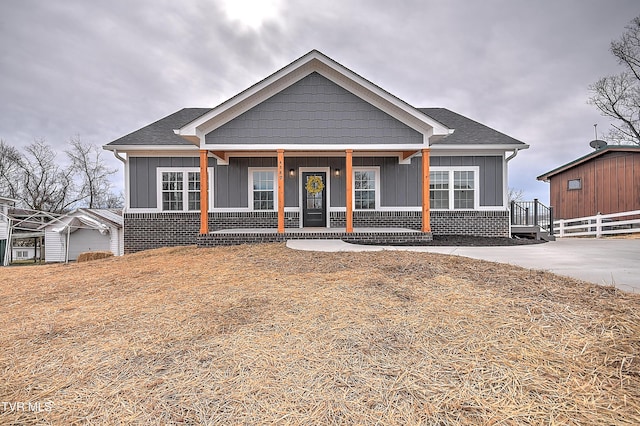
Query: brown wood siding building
538,147,640,220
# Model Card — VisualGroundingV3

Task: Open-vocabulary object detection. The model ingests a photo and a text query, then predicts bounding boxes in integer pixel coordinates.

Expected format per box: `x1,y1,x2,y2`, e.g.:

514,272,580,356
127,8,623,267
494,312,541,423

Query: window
454,170,475,209
354,169,377,209
162,171,184,211
567,178,582,190
187,172,200,211
15,250,28,259
158,168,207,212
429,168,477,210
251,170,276,210
429,171,449,209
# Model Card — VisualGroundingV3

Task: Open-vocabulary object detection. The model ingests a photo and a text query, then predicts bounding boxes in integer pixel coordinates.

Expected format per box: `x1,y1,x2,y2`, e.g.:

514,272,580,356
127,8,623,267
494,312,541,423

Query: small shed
43,209,123,262
537,146,640,220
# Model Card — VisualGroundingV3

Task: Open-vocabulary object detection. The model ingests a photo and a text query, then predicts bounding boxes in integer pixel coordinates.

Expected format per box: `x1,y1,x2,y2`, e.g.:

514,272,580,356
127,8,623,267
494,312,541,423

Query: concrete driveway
287,238,640,293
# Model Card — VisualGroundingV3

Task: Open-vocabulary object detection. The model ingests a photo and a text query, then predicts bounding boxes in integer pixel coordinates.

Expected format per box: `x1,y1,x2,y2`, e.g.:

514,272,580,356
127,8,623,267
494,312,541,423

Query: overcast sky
1,0,638,203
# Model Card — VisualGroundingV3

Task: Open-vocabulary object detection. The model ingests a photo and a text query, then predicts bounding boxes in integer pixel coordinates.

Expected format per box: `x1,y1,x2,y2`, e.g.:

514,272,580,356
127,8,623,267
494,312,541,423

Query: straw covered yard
1,244,638,424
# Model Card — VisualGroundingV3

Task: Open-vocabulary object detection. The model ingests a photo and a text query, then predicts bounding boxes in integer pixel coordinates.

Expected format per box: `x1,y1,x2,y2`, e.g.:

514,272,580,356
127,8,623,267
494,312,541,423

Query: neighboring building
43,209,123,262
11,246,41,261
104,50,528,252
537,146,640,219
0,196,18,265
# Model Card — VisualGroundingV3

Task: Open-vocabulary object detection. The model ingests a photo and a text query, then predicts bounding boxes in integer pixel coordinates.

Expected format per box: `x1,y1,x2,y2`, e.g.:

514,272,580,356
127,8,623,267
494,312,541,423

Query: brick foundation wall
124,211,300,253
197,231,433,246
125,209,510,252
208,211,299,230
430,210,510,237
330,211,422,229
124,212,200,253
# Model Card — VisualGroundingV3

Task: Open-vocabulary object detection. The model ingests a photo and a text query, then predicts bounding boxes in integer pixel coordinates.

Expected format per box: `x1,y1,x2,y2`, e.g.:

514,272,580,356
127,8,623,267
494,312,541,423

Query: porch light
289,168,295,178
334,168,341,177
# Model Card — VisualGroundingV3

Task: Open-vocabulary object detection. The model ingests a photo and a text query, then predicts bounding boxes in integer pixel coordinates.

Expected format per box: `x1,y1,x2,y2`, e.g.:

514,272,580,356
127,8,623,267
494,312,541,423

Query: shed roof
537,146,640,181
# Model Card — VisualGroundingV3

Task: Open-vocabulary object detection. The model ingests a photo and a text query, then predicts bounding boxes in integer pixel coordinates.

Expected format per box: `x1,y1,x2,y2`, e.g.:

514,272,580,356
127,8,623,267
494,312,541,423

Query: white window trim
156,167,214,212
429,166,480,211
352,166,381,210
248,167,278,211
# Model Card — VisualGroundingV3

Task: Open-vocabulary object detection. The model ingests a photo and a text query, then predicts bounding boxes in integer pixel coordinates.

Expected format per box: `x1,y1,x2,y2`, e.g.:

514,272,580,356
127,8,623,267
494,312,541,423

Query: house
537,146,640,219
12,246,41,262
43,209,123,262
104,50,528,252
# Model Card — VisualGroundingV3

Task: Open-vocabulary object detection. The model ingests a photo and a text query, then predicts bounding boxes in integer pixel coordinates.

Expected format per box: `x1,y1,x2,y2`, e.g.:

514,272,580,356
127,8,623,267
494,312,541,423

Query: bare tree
0,138,122,213
66,136,118,208
0,139,23,199
588,16,640,145
508,187,525,203
19,139,80,212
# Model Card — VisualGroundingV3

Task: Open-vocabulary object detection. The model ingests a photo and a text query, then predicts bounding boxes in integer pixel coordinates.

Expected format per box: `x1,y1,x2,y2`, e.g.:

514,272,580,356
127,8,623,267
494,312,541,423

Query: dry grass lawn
1,244,639,425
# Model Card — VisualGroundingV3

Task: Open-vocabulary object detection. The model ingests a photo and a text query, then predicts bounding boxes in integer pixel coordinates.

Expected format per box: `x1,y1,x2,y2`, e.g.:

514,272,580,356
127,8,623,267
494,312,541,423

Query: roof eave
103,144,199,152
430,143,529,151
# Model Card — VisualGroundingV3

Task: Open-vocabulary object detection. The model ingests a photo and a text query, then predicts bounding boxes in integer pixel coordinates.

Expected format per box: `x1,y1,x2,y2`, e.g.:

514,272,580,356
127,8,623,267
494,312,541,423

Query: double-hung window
159,168,205,212
250,169,276,210
354,168,379,210
429,168,478,210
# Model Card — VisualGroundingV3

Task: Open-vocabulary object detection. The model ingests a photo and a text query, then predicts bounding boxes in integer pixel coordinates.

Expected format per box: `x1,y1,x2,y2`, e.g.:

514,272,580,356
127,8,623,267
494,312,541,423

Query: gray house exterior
104,50,528,252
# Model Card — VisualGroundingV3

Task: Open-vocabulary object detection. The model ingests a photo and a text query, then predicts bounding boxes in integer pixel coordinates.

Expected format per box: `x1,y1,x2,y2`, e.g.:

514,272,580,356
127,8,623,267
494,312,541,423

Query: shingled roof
105,108,211,146
419,108,525,146
106,107,524,147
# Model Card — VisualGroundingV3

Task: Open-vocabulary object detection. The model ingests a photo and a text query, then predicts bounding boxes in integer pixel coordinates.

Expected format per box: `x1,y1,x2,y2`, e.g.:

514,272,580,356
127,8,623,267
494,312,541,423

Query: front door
302,172,327,227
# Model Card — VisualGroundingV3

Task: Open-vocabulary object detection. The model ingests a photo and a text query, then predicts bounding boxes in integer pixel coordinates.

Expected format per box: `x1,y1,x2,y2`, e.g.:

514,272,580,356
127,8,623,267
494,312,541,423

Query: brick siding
124,209,509,252
430,210,510,237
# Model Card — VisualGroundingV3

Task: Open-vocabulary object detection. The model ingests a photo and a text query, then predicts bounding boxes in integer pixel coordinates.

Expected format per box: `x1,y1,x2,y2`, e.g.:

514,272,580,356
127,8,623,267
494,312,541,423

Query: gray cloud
1,0,637,202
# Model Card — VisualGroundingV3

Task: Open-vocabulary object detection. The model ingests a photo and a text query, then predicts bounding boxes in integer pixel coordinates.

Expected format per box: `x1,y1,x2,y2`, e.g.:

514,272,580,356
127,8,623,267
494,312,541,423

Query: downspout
506,148,520,162
505,149,520,235
112,149,126,163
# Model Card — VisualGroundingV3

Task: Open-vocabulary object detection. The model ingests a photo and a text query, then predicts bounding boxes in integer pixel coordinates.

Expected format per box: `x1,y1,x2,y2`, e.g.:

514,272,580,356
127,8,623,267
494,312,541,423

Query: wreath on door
305,175,324,195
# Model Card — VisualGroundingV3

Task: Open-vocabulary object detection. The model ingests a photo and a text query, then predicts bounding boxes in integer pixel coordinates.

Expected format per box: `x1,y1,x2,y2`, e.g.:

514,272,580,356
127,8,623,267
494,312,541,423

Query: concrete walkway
286,238,640,293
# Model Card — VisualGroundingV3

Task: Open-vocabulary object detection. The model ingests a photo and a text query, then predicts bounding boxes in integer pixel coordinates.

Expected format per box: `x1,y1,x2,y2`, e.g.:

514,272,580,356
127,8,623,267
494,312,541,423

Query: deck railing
510,199,554,236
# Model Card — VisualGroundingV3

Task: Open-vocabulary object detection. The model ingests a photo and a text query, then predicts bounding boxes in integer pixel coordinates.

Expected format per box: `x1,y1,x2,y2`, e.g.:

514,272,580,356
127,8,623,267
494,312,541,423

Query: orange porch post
421,148,431,232
277,149,285,233
345,149,353,233
199,150,209,234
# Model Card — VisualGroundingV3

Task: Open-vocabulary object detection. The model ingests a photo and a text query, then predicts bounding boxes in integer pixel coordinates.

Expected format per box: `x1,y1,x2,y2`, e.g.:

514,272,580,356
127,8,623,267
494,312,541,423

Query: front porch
197,227,433,247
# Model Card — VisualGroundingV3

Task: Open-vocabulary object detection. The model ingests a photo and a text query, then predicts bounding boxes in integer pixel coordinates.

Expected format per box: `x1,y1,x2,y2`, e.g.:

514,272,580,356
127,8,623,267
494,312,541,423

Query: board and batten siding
550,150,640,219
129,155,504,210
205,72,423,146
129,157,201,208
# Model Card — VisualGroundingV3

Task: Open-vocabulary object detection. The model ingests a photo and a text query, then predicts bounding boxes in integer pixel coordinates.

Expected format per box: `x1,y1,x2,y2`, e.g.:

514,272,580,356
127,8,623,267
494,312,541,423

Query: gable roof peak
175,50,451,143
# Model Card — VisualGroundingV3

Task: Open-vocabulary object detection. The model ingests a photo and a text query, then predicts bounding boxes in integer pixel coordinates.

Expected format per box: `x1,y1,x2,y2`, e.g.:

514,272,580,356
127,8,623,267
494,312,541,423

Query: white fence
555,210,640,238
